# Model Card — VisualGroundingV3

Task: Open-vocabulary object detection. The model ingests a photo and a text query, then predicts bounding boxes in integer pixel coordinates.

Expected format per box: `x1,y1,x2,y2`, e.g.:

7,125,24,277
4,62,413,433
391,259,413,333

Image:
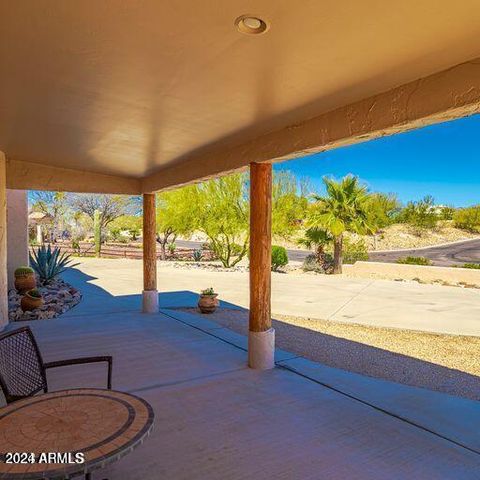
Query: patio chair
0,326,112,404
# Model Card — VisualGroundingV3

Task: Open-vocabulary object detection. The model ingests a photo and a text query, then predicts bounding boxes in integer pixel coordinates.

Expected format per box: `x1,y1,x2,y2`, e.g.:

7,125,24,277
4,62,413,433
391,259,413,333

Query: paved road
369,238,480,267
177,237,480,266
176,239,311,262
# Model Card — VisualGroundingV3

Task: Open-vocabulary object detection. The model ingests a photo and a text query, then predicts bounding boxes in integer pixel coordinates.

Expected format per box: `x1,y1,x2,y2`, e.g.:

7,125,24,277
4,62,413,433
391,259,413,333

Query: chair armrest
44,356,112,389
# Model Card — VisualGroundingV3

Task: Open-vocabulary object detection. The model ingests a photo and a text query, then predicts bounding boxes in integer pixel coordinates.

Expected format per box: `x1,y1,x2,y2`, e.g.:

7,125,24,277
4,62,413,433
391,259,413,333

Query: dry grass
180,307,480,401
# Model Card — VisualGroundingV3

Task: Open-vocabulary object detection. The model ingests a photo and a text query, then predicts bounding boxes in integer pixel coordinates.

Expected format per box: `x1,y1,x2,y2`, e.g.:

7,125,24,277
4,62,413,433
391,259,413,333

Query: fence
31,241,215,261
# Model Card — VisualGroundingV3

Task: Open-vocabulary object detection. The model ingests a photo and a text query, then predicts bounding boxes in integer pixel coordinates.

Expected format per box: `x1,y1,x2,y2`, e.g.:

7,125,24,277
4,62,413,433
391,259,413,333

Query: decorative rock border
170,261,248,272
8,278,82,321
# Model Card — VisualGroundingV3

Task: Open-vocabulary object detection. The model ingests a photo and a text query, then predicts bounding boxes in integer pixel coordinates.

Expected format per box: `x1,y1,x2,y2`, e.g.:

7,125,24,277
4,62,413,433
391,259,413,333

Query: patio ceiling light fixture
235,15,269,35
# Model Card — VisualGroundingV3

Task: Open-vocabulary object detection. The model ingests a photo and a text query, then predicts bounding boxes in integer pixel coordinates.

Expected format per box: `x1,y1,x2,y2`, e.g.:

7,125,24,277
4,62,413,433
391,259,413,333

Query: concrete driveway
63,257,480,336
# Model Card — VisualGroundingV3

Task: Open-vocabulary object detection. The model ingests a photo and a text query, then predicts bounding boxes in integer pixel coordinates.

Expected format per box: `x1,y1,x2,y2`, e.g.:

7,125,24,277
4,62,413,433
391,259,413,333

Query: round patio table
0,388,154,479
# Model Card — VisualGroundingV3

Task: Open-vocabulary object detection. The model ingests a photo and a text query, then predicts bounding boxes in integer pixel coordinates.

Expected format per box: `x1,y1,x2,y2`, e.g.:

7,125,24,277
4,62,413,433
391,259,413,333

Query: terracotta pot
14,273,37,293
21,293,44,312
198,294,219,314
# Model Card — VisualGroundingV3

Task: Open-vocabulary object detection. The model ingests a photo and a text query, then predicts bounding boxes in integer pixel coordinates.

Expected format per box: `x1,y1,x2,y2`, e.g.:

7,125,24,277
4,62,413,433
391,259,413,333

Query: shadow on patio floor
175,306,480,401
58,266,480,401
7,266,480,472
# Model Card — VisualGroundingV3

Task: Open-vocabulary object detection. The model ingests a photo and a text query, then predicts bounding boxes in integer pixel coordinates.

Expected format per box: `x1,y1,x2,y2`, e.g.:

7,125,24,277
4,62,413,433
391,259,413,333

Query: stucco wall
343,261,480,286
7,159,141,195
7,189,29,289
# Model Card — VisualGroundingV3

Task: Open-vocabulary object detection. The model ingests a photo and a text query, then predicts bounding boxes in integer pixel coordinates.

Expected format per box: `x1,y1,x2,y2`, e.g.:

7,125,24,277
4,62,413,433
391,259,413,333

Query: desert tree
271,171,309,239
308,175,375,274
30,191,69,242
69,194,135,254
298,226,332,266
194,173,249,268
155,186,198,260
397,195,438,233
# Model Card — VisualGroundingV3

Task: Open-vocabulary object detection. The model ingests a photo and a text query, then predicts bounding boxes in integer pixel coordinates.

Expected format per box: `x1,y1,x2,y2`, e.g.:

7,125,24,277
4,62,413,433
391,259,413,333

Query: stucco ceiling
1,0,480,181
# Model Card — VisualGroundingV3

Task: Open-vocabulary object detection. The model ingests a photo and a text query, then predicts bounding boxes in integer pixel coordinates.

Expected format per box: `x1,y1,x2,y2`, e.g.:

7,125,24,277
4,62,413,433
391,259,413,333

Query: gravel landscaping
180,307,480,401
8,278,82,321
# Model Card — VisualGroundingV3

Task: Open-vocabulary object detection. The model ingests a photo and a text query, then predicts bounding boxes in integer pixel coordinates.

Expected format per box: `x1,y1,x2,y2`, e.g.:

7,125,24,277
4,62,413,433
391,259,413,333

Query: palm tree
298,227,332,267
308,175,375,274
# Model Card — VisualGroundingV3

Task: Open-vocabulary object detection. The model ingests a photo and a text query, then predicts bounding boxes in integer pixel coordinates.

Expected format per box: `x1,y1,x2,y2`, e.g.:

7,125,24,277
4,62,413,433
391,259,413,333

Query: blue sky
275,114,480,207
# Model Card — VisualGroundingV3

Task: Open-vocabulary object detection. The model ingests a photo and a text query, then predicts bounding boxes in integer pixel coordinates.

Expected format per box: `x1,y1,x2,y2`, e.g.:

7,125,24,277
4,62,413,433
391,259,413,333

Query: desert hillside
360,222,479,251
186,222,480,252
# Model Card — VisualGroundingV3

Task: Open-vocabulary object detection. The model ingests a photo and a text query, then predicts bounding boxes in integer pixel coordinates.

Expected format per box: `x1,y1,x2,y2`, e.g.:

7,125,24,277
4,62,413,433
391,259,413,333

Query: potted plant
21,289,44,312
14,266,37,293
198,287,219,314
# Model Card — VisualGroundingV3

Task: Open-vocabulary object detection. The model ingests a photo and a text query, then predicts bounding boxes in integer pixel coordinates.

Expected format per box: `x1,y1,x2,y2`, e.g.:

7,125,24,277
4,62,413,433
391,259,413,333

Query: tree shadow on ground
175,305,480,402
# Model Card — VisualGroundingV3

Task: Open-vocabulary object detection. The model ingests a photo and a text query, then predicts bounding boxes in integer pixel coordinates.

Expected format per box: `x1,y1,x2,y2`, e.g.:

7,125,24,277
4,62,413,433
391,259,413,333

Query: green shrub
109,227,122,242
453,205,480,232
271,246,288,271
342,238,369,264
71,239,81,255
29,245,79,284
462,263,480,269
396,256,432,266
398,195,438,231
439,206,456,220
302,253,333,273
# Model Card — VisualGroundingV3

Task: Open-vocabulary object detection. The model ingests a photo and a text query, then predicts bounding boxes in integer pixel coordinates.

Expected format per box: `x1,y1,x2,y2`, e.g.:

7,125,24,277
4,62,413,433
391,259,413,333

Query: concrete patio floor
3,270,480,478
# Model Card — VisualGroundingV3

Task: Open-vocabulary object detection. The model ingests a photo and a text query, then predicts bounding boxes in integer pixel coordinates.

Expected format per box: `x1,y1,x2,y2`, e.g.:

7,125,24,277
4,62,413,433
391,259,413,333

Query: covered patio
1,1,480,477
4,272,479,479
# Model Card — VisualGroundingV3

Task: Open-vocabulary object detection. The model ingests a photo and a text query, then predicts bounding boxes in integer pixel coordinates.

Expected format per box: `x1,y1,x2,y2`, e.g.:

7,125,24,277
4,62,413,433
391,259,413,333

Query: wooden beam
142,193,158,313
143,193,157,291
142,57,480,192
7,159,141,194
0,152,7,329
248,162,274,369
249,162,272,332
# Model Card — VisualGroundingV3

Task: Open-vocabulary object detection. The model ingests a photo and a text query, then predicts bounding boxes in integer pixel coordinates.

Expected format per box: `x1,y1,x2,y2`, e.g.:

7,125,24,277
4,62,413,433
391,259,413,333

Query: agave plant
29,245,79,284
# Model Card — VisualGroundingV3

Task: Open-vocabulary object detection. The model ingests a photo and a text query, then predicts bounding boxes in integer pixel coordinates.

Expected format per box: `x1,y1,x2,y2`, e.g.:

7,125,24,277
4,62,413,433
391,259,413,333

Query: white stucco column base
142,290,159,313
248,328,275,370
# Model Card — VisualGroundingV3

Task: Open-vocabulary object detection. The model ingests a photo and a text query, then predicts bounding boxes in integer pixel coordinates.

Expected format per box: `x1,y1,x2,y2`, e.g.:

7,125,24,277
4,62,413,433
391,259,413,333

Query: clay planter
21,291,44,312
14,272,37,293
198,294,219,314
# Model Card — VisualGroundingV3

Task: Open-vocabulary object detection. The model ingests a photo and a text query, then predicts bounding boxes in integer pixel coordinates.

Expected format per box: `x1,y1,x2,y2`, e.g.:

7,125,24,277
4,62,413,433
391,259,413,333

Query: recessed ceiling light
235,15,269,35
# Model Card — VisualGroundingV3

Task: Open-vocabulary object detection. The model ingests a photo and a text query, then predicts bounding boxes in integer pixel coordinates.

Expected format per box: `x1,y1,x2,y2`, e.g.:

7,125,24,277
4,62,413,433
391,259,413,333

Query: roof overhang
1,1,480,193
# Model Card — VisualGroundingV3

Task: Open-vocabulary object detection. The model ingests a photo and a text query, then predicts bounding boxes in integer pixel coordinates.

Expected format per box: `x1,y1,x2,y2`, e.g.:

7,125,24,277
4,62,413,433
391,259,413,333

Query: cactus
192,249,203,262
26,288,42,298
14,266,34,277
200,287,216,296
94,209,101,257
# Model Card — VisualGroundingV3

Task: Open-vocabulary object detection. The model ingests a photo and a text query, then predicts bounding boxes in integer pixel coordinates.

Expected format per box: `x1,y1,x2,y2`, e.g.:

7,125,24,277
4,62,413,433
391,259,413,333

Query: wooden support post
142,193,158,313
0,152,7,330
248,162,274,369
